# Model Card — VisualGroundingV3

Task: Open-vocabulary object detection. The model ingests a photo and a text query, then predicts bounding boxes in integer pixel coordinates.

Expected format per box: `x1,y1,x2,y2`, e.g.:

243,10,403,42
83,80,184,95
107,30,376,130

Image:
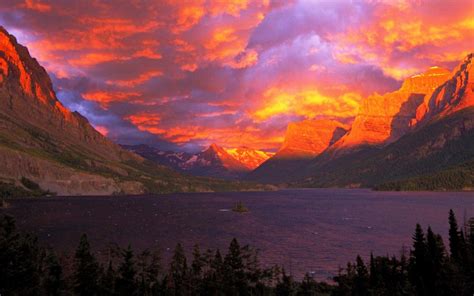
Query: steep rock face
277,119,348,159
225,147,274,170
329,66,451,153
0,27,179,195
301,106,474,188
247,119,348,183
0,27,139,163
415,53,474,124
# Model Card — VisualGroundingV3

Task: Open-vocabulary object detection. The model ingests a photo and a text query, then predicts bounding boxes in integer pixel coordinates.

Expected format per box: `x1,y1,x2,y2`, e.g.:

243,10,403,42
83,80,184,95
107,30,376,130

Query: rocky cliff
247,119,348,183
0,27,218,195
415,54,474,124
329,66,451,154
277,119,348,159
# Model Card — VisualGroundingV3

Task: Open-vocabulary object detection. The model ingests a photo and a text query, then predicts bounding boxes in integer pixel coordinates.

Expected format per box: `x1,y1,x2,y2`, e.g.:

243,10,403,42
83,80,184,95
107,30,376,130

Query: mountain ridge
124,143,273,179
0,27,268,195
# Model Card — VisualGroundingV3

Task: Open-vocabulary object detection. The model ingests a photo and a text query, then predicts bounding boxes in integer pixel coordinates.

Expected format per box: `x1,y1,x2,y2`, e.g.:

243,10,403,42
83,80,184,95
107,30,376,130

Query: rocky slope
125,144,273,179
247,119,348,183
0,27,252,195
328,66,451,155
301,106,474,188
277,119,348,158
299,54,474,188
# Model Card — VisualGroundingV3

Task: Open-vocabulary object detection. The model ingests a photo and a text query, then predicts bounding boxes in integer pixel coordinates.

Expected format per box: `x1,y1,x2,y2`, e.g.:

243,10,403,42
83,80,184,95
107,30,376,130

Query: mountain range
0,27,268,196
0,25,472,194
250,53,474,189
123,144,273,179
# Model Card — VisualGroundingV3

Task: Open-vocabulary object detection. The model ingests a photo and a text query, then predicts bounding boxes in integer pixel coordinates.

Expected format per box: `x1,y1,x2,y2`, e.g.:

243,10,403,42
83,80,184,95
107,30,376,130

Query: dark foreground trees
0,210,473,295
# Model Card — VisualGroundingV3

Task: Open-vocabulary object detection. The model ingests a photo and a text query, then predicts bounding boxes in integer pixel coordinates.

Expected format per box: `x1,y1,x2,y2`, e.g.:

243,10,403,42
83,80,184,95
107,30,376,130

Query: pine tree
168,243,188,295
116,245,137,296
42,249,63,296
275,269,295,296
0,216,42,295
99,260,116,296
353,255,369,296
190,244,204,294
73,234,100,296
298,273,319,295
410,223,427,296
224,238,246,294
137,248,161,295
448,209,461,261
425,227,447,295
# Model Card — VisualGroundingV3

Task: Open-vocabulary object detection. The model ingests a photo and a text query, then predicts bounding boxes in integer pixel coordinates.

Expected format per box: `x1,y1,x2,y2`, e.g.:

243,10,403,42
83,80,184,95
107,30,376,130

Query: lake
1,189,473,280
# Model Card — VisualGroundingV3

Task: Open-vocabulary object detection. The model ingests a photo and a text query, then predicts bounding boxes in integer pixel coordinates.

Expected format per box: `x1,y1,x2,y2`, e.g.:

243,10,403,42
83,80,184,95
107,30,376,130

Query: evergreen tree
116,245,137,296
0,215,42,295
168,243,188,295
42,249,63,296
136,248,162,296
99,260,116,296
353,255,369,296
190,244,204,293
448,209,461,261
73,234,100,296
410,224,427,296
223,238,247,295
275,269,296,296
297,273,319,296
425,227,447,295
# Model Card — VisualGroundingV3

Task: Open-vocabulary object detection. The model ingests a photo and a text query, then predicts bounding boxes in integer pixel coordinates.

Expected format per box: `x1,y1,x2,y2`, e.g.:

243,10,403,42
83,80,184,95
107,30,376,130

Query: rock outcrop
276,119,348,159
247,119,348,183
0,26,197,195
415,54,474,124
329,66,451,154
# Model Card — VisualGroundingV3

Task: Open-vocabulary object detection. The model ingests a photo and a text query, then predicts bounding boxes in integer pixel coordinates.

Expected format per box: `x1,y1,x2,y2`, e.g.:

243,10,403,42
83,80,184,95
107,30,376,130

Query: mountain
301,106,474,188
415,54,473,124
298,54,474,189
327,66,451,155
122,144,194,172
247,119,349,183
224,147,274,170
124,144,273,179
0,27,262,195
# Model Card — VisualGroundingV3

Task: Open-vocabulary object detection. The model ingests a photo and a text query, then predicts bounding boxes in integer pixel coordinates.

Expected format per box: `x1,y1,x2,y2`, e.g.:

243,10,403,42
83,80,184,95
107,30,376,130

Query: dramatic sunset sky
1,0,472,152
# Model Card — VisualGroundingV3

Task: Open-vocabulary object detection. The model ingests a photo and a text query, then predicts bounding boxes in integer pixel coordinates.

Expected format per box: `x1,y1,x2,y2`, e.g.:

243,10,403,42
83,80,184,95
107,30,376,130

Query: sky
0,0,472,152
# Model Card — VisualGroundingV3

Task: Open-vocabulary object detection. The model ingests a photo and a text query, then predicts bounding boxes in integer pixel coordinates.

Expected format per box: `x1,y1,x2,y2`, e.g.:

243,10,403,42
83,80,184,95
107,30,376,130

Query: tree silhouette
73,234,100,296
116,245,137,295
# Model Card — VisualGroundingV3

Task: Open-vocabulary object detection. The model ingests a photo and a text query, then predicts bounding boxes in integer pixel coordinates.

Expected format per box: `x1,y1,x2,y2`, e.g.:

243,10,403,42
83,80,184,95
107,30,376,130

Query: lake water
2,189,473,280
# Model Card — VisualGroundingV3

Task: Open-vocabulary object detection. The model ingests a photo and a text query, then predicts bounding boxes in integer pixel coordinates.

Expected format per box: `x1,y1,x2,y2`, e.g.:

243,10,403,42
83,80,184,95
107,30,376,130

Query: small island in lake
232,201,249,213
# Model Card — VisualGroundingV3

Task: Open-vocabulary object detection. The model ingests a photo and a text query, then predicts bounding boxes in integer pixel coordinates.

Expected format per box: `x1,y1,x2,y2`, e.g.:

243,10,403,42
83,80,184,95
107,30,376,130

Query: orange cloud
126,113,166,135
252,88,361,122
21,0,51,12
333,1,474,79
227,48,258,69
83,91,141,108
125,112,282,149
69,53,120,67
209,0,250,17
106,71,163,87
173,1,206,32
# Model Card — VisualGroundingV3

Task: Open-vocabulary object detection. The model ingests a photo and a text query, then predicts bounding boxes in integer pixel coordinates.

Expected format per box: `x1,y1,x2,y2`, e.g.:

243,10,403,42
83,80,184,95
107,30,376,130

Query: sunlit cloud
0,0,471,151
